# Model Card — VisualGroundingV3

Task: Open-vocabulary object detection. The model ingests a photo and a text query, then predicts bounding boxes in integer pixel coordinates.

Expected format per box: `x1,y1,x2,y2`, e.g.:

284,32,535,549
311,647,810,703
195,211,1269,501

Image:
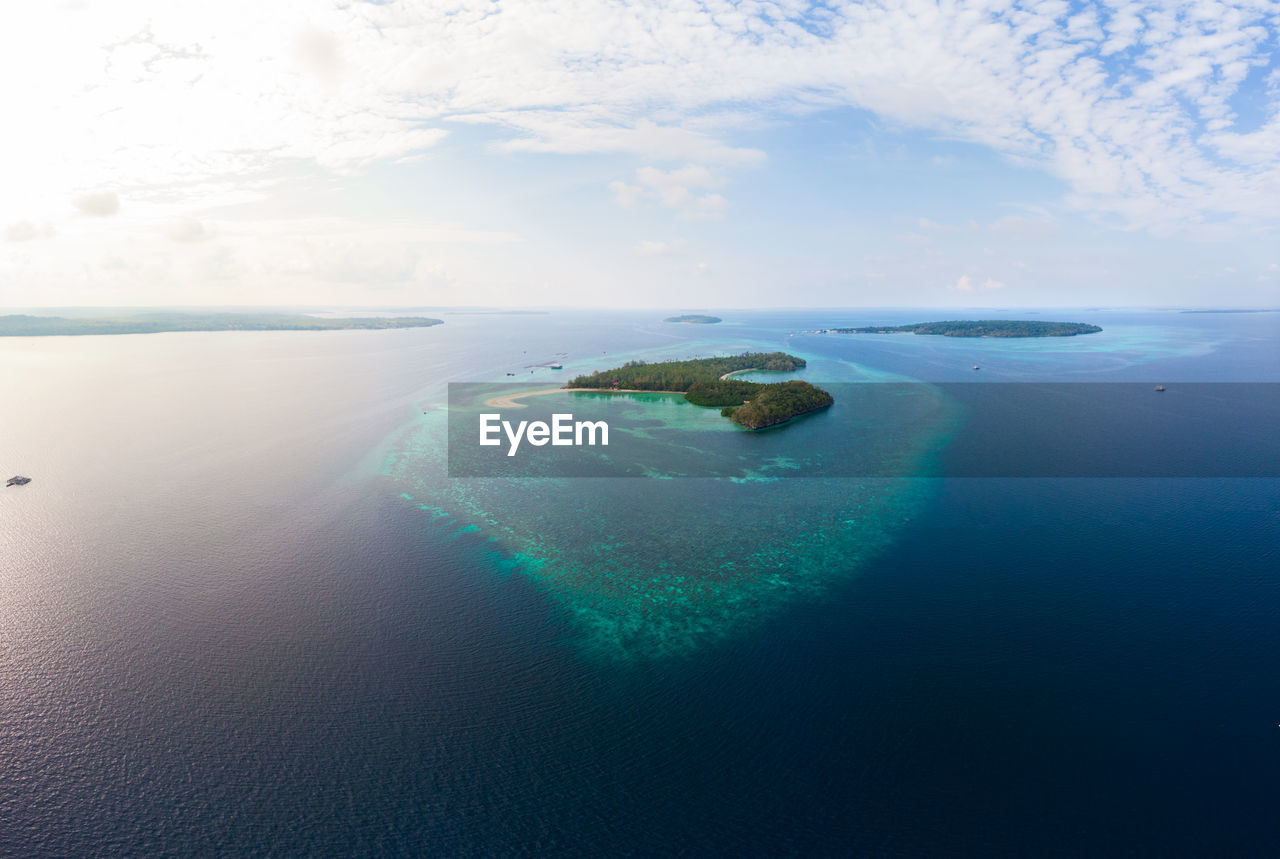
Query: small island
0,313,444,337
810,320,1101,338
664,315,722,324
566,352,832,429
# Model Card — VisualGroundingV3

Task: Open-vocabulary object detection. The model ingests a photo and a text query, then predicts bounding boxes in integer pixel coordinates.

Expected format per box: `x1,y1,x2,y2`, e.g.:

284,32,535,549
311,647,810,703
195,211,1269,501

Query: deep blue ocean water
1,309,1278,855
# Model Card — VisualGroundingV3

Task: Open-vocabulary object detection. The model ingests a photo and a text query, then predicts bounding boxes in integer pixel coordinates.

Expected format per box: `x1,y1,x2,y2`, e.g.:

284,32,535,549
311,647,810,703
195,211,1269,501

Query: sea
2,308,1278,855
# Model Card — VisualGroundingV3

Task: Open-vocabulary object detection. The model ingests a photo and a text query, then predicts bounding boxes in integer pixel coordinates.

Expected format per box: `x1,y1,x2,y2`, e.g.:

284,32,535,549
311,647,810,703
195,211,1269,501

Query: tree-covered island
810,320,1102,337
566,352,832,429
663,314,722,324
0,313,444,337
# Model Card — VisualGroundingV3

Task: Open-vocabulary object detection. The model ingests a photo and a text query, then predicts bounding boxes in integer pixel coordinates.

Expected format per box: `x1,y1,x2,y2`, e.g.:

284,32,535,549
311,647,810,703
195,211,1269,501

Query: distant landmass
811,320,1102,338
664,315,722,324
0,313,444,337
567,352,831,429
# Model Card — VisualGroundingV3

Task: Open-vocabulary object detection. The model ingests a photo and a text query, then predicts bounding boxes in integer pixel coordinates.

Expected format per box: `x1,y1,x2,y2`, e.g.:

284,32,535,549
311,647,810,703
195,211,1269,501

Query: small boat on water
6,475,31,487
972,365,980,370
550,363,563,370
1155,385,1165,391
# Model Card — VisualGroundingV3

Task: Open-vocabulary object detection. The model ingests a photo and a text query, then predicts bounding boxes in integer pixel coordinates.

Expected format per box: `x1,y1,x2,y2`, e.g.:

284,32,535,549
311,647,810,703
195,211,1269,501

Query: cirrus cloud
4,0,1280,312
2,0,1272,233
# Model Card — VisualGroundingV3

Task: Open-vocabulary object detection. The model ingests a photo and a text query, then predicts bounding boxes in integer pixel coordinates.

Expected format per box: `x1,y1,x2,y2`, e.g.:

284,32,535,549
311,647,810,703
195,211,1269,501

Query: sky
2,0,1278,309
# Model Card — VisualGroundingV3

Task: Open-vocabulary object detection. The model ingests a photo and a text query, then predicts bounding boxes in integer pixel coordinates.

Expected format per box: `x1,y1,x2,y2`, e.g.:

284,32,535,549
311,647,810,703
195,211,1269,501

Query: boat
6,475,31,486
550,363,563,370
972,365,980,370
1155,385,1165,391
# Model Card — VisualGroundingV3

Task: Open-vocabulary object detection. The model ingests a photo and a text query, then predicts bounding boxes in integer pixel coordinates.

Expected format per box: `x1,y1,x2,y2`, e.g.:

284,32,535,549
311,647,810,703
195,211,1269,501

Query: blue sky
2,0,1278,308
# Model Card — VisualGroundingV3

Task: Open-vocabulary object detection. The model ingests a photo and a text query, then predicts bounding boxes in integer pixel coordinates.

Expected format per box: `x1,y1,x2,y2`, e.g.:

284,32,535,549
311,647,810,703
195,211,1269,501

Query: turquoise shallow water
393,382,956,660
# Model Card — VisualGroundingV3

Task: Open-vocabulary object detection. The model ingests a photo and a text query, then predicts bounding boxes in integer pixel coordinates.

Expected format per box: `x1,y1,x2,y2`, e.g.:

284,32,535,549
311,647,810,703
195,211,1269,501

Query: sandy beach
483,388,684,408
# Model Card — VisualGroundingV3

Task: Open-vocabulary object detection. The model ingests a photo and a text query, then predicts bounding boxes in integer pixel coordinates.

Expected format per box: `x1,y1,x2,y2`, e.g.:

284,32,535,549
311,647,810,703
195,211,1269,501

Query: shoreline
483,387,686,408
718,367,758,380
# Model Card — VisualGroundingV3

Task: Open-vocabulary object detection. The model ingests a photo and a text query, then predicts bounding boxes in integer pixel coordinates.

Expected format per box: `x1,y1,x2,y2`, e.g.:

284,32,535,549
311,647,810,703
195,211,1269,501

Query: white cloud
198,246,239,281
167,217,213,242
5,221,54,242
311,243,419,285
245,218,522,287
610,165,728,219
5,0,1280,307
74,192,120,217
637,165,715,208
989,215,1055,238
608,180,643,208
0,213,524,307
101,254,132,272
690,194,727,219
488,116,766,166
635,239,686,256
6,0,1277,235
293,29,342,85
950,274,1005,292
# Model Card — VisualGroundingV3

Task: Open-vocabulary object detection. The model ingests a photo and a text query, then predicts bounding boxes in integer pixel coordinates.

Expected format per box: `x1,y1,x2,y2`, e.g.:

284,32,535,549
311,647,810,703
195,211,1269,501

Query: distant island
0,313,444,337
664,315,722,324
566,352,832,429
810,320,1102,338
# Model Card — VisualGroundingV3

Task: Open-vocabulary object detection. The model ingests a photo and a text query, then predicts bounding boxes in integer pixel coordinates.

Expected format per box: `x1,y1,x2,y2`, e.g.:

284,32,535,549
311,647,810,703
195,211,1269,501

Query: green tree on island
567,353,832,429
